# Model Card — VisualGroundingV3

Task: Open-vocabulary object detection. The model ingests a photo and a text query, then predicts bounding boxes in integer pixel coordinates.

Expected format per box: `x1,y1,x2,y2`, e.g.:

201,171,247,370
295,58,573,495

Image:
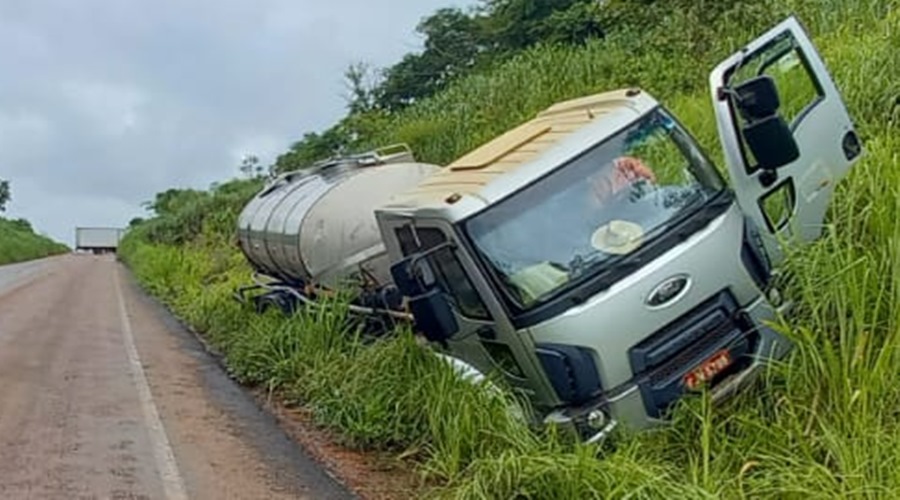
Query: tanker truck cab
375,16,862,441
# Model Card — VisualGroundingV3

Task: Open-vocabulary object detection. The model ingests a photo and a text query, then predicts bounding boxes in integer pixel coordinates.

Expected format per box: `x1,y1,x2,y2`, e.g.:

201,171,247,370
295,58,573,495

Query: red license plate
683,349,732,390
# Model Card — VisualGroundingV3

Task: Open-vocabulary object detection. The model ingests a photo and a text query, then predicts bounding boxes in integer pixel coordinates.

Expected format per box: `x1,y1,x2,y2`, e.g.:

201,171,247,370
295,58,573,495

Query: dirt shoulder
119,258,423,499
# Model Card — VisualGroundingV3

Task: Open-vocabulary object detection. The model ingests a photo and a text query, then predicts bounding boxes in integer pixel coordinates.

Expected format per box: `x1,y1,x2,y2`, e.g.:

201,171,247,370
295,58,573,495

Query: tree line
272,0,608,173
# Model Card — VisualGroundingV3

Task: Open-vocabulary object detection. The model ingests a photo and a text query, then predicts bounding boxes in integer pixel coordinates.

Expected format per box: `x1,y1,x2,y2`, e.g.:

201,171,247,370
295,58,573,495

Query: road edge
114,262,370,499
114,265,190,500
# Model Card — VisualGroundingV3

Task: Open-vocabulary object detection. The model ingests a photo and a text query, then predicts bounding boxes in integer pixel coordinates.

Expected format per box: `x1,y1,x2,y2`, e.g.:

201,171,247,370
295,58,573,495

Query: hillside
121,0,900,497
0,217,69,266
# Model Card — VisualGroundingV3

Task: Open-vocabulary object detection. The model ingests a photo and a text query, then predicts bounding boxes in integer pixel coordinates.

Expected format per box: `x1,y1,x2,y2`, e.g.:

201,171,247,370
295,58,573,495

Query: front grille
647,320,741,385
629,290,757,418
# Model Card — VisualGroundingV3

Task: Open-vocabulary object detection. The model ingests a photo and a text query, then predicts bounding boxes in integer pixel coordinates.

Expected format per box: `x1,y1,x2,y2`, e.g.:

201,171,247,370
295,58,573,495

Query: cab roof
381,88,658,219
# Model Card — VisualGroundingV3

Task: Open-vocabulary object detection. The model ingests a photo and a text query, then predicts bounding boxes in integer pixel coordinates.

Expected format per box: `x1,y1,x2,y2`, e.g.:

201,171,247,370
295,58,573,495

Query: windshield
465,108,725,310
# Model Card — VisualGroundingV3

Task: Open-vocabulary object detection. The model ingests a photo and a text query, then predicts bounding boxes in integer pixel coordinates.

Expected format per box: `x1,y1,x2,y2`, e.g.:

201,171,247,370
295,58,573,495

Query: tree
375,7,484,110
272,125,352,174
374,53,437,110
238,155,259,179
536,1,605,46
344,62,380,114
274,0,610,169
143,188,207,217
478,0,603,53
239,155,262,179
372,1,603,111
418,7,484,82
7,218,31,232
0,179,9,212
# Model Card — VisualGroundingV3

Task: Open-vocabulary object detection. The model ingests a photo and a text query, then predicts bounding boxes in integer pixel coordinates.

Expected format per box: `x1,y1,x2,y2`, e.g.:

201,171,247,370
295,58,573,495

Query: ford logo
646,275,691,308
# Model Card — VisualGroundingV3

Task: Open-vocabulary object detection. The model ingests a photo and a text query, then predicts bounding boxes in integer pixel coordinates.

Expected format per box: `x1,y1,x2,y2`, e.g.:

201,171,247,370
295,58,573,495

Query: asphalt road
0,254,354,499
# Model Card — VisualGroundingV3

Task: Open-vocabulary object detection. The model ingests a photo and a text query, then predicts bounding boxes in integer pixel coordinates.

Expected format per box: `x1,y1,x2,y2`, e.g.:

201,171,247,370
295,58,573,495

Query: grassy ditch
0,218,69,265
121,0,900,497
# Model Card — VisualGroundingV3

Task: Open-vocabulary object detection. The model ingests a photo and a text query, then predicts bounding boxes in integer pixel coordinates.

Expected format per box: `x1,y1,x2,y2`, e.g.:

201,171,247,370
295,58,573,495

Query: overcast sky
0,0,469,246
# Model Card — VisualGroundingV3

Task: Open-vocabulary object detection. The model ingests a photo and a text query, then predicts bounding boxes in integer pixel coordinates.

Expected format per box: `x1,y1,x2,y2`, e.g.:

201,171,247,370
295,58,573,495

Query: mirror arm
717,85,740,102
408,241,456,271
403,240,457,291
759,170,779,188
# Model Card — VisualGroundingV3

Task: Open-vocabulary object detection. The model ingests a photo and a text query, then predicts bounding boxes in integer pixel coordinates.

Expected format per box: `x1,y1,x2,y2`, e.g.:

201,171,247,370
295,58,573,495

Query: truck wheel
253,295,275,314
272,293,298,316
254,292,298,316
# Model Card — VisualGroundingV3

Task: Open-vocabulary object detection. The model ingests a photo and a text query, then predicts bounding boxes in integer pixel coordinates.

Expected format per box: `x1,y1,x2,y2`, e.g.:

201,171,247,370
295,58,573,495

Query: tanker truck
235,16,863,442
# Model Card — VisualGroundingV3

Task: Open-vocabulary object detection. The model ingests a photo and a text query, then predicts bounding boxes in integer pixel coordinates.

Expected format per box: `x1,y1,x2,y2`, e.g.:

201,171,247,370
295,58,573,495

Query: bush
0,217,69,265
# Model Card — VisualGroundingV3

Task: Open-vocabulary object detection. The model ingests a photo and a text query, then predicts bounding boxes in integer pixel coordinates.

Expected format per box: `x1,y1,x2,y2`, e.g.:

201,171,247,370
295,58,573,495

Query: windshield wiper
671,192,732,242
568,250,629,279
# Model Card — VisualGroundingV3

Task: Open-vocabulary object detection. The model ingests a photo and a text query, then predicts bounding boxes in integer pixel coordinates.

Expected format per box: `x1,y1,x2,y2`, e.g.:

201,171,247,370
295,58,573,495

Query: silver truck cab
374,16,862,441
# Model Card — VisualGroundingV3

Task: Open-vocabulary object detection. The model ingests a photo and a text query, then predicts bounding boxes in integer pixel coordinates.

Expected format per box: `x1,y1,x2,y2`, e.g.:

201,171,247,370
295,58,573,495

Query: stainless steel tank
237,145,440,288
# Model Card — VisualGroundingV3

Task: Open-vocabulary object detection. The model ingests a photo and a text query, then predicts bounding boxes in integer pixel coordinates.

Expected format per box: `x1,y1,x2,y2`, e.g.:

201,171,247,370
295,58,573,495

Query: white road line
114,266,189,500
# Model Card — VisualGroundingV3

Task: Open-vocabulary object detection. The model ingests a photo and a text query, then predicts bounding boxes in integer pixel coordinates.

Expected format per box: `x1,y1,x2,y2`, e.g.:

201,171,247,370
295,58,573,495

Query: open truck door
710,16,863,265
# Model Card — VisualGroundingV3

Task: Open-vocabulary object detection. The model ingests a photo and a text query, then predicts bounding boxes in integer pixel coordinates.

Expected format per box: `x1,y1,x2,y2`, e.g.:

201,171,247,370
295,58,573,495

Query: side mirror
734,75,781,120
407,288,459,344
732,76,800,170
390,252,459,344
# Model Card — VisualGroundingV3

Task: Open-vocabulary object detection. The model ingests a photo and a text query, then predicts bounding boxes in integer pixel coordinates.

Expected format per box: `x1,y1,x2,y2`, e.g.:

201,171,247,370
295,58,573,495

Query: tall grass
358,0,896,167
121,1,900,497
0,217,69,265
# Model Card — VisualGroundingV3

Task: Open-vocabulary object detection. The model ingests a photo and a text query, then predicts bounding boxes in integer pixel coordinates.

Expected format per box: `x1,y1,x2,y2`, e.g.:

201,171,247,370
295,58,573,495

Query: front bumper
542,292,791,442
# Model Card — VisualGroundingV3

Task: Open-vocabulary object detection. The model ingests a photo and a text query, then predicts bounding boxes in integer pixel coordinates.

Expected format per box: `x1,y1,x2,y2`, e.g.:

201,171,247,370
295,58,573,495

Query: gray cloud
0,0,467,245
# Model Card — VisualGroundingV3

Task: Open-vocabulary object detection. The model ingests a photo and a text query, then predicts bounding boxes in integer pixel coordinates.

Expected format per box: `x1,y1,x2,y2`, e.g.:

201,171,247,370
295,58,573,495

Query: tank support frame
234,272,413,325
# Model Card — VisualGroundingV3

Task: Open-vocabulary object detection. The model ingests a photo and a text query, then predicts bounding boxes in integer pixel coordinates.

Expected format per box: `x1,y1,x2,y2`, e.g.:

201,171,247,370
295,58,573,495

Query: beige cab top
384,88,657,217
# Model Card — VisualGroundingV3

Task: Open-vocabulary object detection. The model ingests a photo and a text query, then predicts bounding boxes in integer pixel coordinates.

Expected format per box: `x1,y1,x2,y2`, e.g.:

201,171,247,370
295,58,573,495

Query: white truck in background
75,227,124,254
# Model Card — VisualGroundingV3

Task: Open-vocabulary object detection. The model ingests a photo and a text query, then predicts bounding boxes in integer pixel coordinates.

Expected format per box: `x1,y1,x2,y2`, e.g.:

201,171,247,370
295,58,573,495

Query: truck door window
396,226,490,320
730,32,824,173
759,180,796,231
